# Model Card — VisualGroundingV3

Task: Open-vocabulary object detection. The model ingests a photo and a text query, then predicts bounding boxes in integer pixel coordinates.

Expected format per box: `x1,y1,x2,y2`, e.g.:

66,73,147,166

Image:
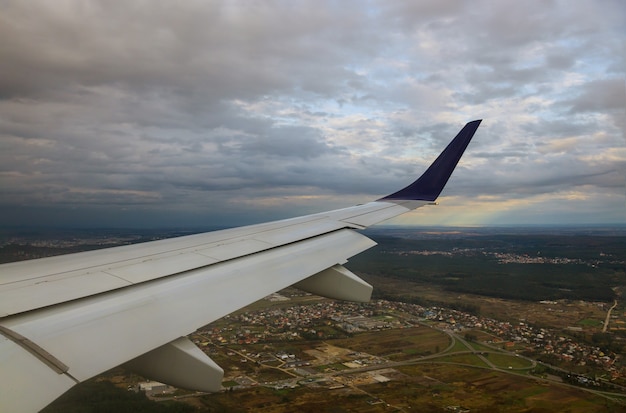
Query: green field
429,353,491,368
486,353,534,369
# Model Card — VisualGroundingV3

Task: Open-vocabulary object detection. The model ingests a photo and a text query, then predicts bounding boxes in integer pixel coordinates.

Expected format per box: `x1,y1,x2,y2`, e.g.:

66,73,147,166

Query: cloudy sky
1,0,624,228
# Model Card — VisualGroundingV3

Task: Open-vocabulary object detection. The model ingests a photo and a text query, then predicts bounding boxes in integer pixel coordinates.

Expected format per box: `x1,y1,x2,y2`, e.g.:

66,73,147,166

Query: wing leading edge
0,120,481,412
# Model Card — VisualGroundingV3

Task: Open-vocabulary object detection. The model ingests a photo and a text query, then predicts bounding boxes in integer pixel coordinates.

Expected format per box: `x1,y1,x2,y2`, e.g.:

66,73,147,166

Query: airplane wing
0,120,481,412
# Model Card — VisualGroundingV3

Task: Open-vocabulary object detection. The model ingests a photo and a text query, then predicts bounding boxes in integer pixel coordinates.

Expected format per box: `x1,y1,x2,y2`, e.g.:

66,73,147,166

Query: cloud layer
1,0,624,227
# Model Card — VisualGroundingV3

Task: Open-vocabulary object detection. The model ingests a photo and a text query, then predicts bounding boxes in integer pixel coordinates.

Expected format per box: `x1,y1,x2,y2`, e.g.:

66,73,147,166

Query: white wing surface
0,121,481,412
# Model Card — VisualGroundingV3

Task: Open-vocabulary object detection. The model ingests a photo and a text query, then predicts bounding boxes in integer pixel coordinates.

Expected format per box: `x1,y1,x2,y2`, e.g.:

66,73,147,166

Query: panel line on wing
0,324,72,377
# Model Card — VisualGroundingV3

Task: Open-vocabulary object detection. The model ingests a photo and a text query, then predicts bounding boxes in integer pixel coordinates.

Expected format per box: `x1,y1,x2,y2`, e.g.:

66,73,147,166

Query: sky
1,0,625,229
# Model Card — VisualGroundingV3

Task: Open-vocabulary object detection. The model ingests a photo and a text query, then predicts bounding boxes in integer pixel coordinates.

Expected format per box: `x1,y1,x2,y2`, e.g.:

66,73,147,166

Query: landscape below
2,226,625,412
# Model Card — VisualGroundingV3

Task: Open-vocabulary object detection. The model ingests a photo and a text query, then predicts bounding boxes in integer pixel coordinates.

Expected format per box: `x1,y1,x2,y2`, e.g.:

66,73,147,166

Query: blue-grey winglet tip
380,119,482,202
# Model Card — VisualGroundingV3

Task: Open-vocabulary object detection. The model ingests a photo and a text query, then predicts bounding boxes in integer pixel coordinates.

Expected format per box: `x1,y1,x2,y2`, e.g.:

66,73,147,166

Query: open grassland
462,340,497,353
446,337,471,353
429,353,491,368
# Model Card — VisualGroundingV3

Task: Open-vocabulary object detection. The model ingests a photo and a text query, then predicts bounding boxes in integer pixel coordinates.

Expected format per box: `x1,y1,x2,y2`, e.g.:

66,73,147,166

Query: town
188,290,626,397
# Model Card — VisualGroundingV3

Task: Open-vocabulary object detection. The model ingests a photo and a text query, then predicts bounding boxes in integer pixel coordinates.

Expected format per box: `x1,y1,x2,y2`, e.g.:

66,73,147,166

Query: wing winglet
380,119,481,202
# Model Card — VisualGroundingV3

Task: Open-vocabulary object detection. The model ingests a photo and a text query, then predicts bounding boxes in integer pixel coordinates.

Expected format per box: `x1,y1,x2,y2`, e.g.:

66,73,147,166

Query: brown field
332,325,450,361
197,385,387,413
256,367,295,383
379,365,624,413
192,362,626,413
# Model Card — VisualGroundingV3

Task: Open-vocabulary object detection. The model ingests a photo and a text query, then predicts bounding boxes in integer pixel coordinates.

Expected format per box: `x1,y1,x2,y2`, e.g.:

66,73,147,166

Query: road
603,300,618,333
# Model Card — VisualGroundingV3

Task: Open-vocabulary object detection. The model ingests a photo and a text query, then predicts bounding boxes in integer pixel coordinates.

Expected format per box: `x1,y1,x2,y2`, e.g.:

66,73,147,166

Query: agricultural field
332,326,451,360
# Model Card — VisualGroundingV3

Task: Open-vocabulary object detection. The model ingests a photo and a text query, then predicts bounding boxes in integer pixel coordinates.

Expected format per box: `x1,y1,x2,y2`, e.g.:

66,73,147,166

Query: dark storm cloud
0,1,379,102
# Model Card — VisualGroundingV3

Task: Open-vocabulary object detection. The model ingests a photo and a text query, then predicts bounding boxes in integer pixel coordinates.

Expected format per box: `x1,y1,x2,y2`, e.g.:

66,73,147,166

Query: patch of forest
348,231,626,302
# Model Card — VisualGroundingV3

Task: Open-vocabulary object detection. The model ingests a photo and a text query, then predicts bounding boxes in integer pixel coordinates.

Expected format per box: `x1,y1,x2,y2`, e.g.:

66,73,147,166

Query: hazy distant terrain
349,226,626,303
